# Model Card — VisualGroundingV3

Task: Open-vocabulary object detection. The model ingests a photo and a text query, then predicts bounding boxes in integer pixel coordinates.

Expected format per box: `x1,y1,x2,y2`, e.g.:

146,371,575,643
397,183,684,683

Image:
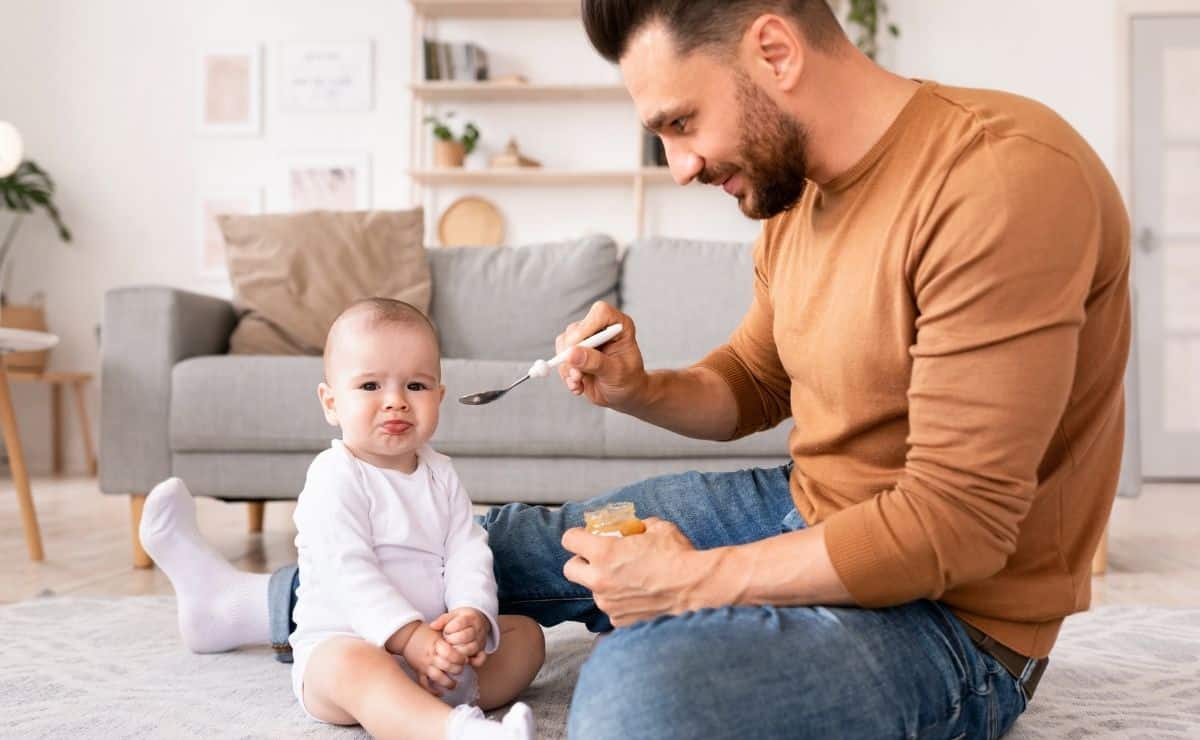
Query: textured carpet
1,598,1197,739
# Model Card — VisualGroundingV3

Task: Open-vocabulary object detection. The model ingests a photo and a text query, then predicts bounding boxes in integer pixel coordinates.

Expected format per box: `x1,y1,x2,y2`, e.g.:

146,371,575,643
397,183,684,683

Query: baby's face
318,319,444,472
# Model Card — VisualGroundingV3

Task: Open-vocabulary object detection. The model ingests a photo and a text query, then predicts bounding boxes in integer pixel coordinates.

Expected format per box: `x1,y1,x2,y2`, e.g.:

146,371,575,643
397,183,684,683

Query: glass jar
583,502,647,537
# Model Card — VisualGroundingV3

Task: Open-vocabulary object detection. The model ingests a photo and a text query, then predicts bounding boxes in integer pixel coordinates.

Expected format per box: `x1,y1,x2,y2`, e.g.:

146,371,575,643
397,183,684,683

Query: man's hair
323,297,440,376
582,0,844,64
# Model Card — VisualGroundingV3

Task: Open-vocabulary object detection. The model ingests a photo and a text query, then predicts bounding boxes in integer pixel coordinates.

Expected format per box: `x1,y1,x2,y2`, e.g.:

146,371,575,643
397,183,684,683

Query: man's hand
394,622,468,697
556,301,649,411
561,517,716,627
430,608,492,668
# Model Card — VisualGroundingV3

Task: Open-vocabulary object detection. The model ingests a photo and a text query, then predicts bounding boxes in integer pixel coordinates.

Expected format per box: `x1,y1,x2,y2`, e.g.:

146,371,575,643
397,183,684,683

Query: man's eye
360,382,379,391
406,383,427,391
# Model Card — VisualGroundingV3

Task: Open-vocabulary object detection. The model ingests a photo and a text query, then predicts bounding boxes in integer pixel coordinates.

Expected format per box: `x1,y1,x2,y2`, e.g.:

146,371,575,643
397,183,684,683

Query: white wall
0,0,1126,473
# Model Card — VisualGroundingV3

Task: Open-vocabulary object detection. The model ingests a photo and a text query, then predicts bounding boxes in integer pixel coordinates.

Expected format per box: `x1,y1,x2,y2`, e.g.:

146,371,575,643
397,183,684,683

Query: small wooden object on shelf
438,195,505,246
490,138,542,168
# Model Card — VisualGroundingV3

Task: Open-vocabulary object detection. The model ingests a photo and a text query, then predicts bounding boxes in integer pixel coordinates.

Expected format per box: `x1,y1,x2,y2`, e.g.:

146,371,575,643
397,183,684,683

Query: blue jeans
271,464,1028,739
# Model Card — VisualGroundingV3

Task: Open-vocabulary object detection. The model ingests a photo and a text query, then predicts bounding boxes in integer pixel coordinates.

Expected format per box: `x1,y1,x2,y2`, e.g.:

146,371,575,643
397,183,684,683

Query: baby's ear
317,382,339,427
438,384,446,404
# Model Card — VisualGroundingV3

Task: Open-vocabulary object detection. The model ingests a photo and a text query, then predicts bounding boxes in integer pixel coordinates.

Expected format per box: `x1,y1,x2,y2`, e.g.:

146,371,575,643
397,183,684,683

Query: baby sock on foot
445,703,535,740
139,477,272,653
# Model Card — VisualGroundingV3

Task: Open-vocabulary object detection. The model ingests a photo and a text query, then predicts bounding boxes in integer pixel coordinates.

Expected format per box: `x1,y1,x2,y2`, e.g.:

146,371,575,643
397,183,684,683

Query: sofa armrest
99,286,237,493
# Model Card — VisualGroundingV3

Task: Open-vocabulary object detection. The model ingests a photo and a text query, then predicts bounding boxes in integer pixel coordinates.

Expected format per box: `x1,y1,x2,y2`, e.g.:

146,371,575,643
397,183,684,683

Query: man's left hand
562,517,715,627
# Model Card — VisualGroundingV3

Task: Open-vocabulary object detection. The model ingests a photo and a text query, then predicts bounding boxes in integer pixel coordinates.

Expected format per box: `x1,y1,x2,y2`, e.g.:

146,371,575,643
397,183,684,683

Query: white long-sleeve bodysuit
289,440,500,714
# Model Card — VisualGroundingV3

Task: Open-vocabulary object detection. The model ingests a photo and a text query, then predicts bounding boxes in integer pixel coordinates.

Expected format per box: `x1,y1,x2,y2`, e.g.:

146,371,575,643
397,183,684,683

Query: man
141,1,1130,737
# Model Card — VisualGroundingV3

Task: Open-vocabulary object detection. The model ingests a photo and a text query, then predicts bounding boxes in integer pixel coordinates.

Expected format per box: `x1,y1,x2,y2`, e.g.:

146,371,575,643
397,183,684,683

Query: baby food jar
583,502,647,537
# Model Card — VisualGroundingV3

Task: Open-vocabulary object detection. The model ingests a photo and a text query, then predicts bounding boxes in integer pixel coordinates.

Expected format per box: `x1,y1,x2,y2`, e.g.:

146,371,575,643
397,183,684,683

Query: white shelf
410,168,674,186
412,0,579,18
412,82,629,102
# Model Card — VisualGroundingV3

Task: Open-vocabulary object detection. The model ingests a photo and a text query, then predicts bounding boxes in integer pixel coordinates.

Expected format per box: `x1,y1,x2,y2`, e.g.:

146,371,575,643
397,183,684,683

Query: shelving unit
411,81,630,102
408,0,668,241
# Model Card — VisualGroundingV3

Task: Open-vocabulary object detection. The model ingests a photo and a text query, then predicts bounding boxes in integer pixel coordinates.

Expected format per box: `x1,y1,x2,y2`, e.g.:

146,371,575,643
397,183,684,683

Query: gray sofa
100,235,791,563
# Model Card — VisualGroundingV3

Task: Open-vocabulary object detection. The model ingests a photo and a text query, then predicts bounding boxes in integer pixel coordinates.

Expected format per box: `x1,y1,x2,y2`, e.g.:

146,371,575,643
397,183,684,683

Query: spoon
458,323,623,405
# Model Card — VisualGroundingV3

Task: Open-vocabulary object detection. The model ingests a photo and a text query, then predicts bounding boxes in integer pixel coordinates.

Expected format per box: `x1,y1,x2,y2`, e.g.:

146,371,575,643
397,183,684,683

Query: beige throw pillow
218,209,429,355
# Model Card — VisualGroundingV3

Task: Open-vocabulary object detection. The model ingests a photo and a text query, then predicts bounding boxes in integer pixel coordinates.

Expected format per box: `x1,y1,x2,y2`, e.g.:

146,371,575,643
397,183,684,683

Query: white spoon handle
530,321,624,374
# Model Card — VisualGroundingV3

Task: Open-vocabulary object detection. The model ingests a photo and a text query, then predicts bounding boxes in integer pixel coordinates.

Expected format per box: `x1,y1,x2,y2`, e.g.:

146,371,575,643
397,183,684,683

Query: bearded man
143,2,1130,737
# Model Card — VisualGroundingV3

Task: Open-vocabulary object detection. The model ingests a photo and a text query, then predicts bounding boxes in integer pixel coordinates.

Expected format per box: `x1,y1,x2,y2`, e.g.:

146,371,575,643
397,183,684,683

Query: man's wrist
684,547,745,611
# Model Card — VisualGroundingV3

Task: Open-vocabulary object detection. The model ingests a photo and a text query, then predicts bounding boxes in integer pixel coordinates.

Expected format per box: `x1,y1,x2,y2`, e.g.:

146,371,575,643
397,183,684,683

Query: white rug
1,598,1197,739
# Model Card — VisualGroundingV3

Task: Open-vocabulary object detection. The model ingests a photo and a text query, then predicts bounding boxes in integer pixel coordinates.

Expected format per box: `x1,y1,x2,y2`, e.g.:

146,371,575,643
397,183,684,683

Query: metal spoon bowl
457,323,623,406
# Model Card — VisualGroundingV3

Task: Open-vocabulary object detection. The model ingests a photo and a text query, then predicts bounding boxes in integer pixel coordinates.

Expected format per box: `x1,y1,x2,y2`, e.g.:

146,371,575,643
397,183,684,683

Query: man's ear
746,14,805,92
317,382,339,427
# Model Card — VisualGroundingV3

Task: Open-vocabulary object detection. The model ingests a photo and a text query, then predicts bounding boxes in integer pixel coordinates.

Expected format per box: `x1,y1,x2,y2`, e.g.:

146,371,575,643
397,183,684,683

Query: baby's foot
445,703,535,740
502,702,534,739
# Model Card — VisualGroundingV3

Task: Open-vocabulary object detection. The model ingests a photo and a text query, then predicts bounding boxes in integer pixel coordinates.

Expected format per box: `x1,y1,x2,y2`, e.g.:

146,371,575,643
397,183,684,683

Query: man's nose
664,143,703,186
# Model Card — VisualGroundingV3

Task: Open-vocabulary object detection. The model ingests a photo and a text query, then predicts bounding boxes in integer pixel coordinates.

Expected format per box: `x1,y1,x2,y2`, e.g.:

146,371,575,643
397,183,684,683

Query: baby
290,297,545,740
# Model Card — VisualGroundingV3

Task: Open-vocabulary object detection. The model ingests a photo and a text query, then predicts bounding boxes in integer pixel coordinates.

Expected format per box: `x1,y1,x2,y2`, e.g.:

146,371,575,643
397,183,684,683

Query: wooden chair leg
72,380,98,477
1092,527,1108,575
0,360,44,561
131,493,153,568
248,501,265,533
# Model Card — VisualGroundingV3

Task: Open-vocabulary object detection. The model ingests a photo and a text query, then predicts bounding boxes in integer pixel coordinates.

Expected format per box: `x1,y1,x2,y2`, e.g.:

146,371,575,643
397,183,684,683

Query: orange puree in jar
583,502,646,537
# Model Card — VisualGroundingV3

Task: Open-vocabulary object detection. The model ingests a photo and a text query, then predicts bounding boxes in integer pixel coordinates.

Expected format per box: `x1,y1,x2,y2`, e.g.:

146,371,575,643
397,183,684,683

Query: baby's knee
314,638,393,687
502,615,546,664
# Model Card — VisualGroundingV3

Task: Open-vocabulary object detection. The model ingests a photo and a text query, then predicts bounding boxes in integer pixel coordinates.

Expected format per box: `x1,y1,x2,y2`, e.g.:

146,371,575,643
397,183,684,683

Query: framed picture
197,45,262,135
279,41,373,112
283,153,371,211
197,188,264,277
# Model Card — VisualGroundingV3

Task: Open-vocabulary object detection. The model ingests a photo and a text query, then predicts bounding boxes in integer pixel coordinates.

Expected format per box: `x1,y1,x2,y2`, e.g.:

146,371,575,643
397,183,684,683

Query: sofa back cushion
219,208,429,355
620,237,755,366
427,235,619,360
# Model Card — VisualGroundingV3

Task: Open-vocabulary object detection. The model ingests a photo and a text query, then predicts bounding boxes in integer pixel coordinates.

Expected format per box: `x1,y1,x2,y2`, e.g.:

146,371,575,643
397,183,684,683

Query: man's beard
699,74,810,220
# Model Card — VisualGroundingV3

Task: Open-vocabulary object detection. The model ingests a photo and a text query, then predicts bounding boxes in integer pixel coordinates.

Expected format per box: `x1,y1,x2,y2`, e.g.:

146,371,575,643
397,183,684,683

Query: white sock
445,702,535,740
139,477,272,653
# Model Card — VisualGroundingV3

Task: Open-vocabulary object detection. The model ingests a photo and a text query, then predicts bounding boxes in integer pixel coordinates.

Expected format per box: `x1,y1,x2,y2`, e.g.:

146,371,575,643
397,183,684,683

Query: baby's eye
406,382,428,391
671,116,688,134
360,382,379,391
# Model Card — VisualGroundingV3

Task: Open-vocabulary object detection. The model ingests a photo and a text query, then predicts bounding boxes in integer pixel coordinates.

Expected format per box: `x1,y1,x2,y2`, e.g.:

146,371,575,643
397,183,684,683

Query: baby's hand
400,622,467,696
430,608,491,667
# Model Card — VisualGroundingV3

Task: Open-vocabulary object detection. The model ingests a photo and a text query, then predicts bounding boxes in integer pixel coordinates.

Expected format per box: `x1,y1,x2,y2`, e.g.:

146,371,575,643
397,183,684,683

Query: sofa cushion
620,237,755,366
219,208,429,355
170,356,606,457
171,356,330,452
427,235,619,361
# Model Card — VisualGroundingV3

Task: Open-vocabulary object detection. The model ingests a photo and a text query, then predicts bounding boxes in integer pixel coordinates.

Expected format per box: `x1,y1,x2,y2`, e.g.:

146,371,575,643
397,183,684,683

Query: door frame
1117,0,1200,481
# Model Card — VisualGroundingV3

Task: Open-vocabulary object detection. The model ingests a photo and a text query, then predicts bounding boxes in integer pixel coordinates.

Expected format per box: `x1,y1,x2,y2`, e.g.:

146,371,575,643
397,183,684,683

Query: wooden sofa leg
131,493,153,569
1092,527,1108,575
248,501,265,534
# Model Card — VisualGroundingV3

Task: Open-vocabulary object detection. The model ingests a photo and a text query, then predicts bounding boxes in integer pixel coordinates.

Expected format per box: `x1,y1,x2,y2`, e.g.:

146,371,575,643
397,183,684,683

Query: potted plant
841,0,900,61
424,112,480,168
0,151,72,372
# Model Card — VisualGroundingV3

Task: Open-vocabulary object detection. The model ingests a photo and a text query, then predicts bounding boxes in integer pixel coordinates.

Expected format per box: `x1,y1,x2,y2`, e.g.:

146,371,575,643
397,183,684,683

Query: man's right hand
556,301,648,412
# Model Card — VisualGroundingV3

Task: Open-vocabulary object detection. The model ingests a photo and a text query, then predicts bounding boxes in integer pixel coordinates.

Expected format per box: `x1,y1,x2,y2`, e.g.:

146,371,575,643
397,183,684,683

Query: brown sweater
698,81,1130,658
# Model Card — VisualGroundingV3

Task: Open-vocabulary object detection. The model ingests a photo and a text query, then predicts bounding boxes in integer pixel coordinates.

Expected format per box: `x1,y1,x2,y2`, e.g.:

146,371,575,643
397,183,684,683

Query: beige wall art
198,45,262,135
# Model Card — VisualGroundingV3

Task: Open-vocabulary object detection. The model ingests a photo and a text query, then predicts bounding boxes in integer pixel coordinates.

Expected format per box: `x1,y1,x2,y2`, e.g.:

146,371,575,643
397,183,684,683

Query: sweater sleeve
440,464,501,653
822,135,1111,606
294,455,423,647
695,229,793,439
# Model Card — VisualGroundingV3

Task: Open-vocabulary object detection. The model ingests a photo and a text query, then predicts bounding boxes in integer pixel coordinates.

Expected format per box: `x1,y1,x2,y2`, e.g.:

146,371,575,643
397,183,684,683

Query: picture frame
282,152,372,211
197,45,262,135
279,40,374,112
197,187,264,277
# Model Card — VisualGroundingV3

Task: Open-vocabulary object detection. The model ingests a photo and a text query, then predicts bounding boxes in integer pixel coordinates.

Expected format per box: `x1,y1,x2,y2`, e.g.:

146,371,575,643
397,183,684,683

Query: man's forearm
617,366,740,441
698,524,855,608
